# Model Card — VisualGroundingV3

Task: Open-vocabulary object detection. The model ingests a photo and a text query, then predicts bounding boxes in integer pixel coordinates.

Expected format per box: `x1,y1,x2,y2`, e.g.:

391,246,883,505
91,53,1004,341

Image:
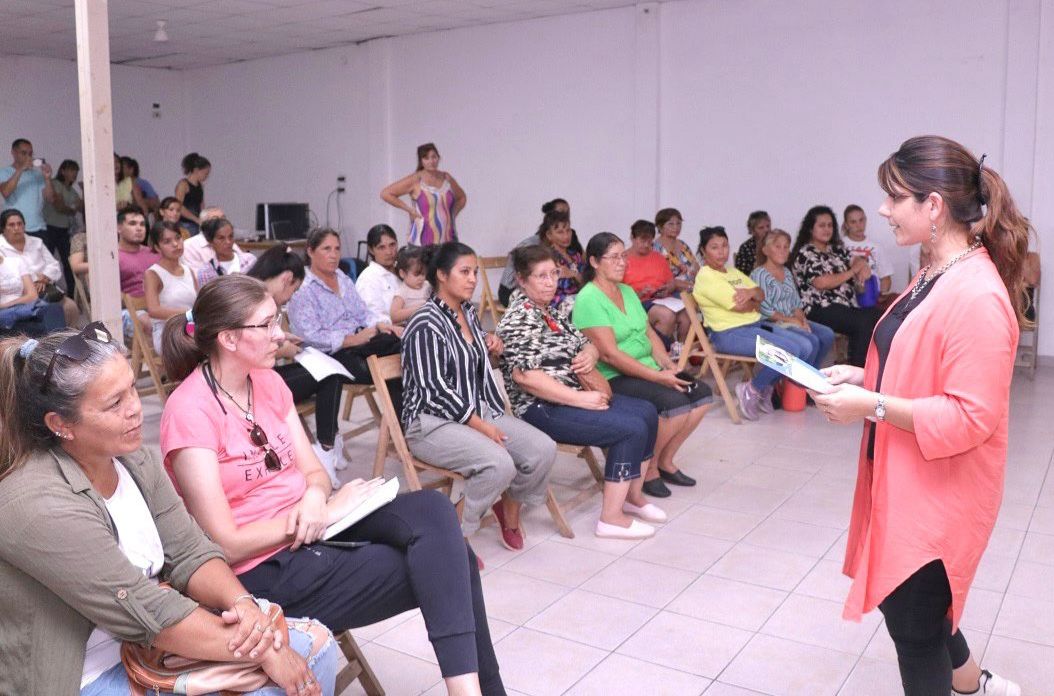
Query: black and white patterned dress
792,242,857,313
496,291,590,417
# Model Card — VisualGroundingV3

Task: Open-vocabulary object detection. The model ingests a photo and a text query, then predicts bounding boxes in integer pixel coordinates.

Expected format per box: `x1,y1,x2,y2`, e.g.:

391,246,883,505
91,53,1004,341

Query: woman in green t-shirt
572,233,712,499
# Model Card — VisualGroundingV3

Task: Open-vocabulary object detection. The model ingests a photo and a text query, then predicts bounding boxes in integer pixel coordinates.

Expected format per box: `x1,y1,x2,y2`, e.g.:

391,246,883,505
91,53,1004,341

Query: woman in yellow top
693,226,813,420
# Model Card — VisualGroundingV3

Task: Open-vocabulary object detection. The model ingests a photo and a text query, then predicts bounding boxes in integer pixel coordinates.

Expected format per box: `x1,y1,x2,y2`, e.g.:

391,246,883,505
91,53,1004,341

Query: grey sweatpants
405,412,557,534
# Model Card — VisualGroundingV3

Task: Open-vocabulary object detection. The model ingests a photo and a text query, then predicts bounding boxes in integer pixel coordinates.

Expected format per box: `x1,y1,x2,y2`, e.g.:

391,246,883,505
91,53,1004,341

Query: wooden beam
74,0,120,337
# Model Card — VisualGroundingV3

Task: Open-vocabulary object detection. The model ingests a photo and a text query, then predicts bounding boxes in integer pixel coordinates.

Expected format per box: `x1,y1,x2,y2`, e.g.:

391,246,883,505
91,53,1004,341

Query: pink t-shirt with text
119,246,161,297
160,367,307,574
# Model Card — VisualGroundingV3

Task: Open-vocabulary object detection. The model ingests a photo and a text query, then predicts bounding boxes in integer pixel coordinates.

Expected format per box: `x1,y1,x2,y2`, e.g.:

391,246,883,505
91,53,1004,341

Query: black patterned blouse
734,238,758,276
496,291,590,417
792,242,857,312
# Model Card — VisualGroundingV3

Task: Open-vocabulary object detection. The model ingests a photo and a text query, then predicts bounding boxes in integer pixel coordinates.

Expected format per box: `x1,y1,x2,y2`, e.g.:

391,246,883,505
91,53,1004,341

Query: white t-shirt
356,262,400,325
844,236,893,279
81,461,165,688
0,255,29,305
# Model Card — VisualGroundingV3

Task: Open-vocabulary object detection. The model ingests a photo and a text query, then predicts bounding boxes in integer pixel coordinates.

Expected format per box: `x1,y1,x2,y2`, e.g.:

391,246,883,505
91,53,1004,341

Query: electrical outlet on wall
152,102,161,119
337,174,345,193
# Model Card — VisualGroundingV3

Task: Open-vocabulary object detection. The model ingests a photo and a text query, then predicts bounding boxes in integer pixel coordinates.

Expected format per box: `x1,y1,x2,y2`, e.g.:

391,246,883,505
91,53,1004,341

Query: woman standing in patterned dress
381,143,467,245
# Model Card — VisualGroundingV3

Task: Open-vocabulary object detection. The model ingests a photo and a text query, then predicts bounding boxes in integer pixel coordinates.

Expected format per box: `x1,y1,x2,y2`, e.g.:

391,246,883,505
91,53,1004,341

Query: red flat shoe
492,502,525,551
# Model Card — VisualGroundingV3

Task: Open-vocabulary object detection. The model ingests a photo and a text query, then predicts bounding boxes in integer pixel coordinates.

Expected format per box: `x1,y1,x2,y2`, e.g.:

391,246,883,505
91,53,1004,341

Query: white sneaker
622,501,668,523
312,442,341,489
953,670,1021,696
595,518,655,539
332,432,348,470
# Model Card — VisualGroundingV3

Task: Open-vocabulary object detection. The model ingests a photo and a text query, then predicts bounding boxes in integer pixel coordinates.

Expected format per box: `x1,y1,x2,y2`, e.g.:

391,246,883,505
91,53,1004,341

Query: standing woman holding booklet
159,275,505,696
813,136,1028,696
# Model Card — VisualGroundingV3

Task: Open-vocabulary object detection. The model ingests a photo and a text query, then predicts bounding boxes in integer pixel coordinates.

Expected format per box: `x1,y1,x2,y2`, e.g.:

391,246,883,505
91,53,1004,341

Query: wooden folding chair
487,364,603,538
73,274,91,319
1016,282,1040,379
365,354,466,519
676,292,755,424
334,631,384,696
123,294,180,404
476,256,508,329
340,383,383,437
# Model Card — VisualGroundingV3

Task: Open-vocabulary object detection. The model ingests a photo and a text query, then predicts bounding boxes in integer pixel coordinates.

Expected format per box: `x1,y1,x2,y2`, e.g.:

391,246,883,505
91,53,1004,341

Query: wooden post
74,0,120,337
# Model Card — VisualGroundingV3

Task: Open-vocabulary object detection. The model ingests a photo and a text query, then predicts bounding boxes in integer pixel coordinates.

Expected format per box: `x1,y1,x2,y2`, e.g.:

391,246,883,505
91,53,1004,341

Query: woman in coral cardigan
812,136,1030,696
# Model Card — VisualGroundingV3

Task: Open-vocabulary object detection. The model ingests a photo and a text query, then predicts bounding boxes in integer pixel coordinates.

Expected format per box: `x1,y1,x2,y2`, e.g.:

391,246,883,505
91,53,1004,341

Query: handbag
121,590,288,696
576,366,612,398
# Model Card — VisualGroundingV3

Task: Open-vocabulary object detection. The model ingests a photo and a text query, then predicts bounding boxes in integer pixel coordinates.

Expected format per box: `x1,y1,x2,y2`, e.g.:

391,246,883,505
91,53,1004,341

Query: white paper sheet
323,478,400,540
293,346,354,382
755,335,833,393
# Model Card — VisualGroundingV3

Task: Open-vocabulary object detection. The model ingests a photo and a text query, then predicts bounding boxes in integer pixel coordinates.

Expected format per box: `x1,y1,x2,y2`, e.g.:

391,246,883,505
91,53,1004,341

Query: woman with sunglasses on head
0,323,337,696
160,275,505,696
813,136,1026,696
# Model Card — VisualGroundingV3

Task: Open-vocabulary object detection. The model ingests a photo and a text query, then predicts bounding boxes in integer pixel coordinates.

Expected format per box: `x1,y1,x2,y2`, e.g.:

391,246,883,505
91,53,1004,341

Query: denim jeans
709,321,811,390
778,321,836,368
520,394,659,482
80,619,339,696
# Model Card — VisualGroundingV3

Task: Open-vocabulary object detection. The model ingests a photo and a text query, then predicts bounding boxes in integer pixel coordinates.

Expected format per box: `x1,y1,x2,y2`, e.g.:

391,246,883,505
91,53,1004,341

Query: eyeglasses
599,252,629,263
41,321,114,394
248,422,282,472
236,315,282,332
529,270,561,282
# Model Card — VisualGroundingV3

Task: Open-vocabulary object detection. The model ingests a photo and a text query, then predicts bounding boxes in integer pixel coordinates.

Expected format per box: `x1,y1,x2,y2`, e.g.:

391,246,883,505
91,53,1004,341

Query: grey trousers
405,412,557,534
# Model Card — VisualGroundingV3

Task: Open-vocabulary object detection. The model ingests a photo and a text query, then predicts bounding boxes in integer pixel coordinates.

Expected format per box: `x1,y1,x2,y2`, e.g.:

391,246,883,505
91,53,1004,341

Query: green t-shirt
572,282,660,379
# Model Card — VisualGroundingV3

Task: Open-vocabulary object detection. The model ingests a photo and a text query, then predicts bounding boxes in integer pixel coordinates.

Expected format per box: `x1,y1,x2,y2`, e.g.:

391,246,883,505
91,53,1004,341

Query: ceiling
0,0,651,70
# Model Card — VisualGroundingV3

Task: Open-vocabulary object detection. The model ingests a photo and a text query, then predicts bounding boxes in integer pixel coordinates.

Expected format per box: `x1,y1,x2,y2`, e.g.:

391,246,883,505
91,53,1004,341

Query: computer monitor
256,203,310,240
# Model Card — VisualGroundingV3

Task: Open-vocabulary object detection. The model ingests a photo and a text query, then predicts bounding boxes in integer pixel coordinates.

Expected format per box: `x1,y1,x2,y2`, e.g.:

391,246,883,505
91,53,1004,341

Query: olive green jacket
0,446,224,695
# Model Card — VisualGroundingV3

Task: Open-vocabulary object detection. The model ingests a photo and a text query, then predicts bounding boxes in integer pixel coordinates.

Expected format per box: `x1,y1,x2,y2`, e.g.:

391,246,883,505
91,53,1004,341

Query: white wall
4,0,1051,354
0,54,187,198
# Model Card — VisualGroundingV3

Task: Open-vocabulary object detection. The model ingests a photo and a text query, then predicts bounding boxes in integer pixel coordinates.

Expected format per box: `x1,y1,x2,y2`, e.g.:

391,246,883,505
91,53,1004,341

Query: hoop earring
930,224,937,243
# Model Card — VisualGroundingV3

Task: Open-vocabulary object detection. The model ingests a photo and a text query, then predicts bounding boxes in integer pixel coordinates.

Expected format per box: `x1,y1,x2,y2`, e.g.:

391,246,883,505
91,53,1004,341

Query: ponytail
976,167,1034,326
161,314,205,382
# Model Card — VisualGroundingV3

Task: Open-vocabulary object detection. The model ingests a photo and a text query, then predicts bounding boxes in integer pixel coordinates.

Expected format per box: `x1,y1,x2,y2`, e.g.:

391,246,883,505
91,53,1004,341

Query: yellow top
692,265,761,332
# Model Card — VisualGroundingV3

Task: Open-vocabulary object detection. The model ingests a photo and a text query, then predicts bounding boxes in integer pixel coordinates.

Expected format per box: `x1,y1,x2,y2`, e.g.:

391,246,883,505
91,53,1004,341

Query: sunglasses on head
248,422,282,472
41,322,114,394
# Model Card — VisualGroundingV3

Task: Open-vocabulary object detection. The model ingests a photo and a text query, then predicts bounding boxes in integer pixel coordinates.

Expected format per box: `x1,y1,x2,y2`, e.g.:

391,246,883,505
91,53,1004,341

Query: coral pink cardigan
842,248,1018,631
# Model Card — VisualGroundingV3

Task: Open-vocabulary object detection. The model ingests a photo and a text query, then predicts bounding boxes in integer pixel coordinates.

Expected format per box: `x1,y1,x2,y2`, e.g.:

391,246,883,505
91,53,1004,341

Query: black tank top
180,178,203,222
866,275,941,460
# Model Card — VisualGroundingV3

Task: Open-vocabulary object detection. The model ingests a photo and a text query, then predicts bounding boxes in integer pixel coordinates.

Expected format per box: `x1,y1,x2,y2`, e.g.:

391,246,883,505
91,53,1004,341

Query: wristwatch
874,394,887,422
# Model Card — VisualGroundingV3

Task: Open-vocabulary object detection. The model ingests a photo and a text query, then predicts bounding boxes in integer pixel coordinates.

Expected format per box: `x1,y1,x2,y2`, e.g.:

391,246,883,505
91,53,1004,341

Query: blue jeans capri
520,394,659,482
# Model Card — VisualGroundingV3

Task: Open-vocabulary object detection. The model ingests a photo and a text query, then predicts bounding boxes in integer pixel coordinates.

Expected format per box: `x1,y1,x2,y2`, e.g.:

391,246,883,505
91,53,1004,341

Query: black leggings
806,303,882,367
878,560,972,696
240,490,505,694
273,363,345,448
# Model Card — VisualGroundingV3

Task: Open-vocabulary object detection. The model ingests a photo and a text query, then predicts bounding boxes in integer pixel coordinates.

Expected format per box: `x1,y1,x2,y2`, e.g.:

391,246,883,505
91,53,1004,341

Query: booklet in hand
323,477,400,540
755,335,833,394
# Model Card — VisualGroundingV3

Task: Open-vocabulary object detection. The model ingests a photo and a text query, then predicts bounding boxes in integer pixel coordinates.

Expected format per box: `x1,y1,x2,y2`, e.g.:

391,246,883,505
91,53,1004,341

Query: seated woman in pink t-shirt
158,275,504,696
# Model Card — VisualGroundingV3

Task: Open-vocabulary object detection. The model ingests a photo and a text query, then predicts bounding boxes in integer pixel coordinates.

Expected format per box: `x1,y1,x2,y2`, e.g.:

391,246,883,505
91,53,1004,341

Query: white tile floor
139,365,1054,695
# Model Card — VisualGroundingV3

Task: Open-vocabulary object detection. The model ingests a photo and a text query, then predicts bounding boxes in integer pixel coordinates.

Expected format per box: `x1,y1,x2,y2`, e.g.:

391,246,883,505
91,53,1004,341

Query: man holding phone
0,138,56,243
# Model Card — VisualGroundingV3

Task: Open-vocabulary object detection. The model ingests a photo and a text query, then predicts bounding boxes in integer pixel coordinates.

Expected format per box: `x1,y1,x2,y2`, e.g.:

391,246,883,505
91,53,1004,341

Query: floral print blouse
792,242,857,312
496,291,590,417
553,249,586,306
653,238,696,282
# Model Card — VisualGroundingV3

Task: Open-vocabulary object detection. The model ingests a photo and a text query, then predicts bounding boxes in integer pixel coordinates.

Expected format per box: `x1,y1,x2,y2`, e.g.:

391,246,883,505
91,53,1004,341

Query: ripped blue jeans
80,618,338,696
